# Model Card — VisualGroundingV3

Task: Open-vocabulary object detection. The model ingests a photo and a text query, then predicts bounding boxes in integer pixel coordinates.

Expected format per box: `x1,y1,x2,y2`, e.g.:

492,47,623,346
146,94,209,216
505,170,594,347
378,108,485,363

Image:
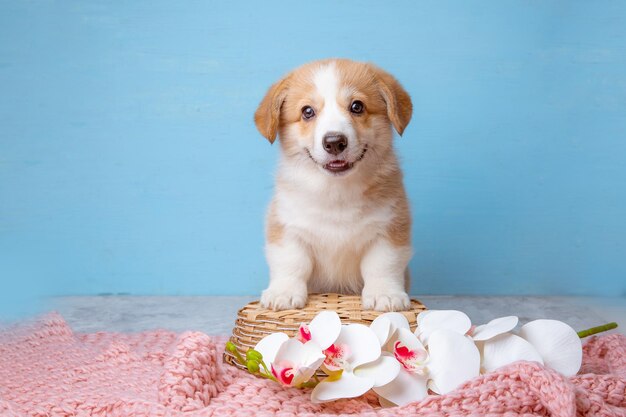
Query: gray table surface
49,295,625,336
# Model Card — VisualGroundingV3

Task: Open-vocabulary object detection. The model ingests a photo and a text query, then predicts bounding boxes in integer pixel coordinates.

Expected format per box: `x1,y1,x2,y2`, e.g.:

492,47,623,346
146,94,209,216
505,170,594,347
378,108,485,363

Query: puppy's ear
371,65,413,136
254,76,290,144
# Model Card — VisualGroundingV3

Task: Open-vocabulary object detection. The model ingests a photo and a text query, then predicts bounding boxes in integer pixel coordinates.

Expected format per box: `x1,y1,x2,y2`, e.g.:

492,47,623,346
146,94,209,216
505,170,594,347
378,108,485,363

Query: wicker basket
223,293,427,371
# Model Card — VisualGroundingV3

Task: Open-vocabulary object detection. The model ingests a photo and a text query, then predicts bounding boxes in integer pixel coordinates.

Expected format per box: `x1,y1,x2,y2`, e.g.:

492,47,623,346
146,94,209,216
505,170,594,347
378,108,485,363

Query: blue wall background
1,1,625,316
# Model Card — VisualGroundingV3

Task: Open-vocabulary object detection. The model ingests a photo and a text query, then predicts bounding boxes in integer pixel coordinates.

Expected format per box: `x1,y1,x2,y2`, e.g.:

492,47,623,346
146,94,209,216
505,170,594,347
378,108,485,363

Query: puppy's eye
301,106,315,120
350,100,364,114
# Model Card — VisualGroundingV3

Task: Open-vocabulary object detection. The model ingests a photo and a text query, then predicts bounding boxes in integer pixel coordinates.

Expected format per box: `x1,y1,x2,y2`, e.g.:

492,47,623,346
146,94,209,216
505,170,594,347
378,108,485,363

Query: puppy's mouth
325,159,353,173
305,146,368,175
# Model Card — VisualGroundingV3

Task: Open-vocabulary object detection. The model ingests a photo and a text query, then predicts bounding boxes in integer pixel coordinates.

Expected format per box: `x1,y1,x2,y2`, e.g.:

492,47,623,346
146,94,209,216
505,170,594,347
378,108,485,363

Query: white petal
371,313,411,348
383,312,411,331
302,341,326,363
395,327,426,352
417,310,472,345
335,324,381,368
311,371,374,403
370,316,392,347
481,333,543,373
275,338,307,363
275,339,325,368
473,316,519,341
254,332,288,364
353,353,400,388
309,311,342,350
519,319,582,376
427,329,480,394
413,311,431,341
373,368,429,406
273,339,325,386
291,364,321,387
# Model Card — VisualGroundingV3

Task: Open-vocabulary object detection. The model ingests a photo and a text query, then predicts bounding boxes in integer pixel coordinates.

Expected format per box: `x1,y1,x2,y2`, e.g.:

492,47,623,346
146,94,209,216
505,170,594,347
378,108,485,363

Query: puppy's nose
322,132,348,155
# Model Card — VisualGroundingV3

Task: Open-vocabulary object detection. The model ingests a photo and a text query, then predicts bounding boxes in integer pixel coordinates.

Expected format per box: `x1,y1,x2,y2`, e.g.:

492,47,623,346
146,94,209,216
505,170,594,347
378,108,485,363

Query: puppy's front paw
261,287,307,310
362,290,410,312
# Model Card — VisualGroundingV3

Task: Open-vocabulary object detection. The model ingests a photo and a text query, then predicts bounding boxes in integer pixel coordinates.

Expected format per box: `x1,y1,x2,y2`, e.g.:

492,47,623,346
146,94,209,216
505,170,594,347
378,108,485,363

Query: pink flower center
323,343,350,371
271,360,296,385
393,340,428,375
297,323,312,343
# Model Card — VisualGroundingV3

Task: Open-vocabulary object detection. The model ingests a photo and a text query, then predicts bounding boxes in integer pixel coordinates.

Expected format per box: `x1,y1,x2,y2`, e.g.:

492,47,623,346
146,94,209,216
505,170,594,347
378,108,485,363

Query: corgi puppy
254,58,413,311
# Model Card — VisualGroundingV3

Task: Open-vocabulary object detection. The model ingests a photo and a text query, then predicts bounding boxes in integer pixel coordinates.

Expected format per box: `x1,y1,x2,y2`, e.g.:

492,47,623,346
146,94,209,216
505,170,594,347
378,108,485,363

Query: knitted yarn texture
0,313,624,417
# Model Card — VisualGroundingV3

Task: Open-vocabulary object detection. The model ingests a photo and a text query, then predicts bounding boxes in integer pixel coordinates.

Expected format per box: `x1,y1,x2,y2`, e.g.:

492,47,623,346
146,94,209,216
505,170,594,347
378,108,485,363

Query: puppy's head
254,59,412,177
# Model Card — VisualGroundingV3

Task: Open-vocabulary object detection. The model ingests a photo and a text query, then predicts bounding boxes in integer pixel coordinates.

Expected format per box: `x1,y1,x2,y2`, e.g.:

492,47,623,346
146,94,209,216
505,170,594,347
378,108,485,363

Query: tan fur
265,202,284,244
254,77,291,143
364,166,412,247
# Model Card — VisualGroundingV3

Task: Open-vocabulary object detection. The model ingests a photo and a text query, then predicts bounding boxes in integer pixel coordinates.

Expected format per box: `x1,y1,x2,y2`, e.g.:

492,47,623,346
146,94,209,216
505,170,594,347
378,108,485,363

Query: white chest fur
273,179,394,293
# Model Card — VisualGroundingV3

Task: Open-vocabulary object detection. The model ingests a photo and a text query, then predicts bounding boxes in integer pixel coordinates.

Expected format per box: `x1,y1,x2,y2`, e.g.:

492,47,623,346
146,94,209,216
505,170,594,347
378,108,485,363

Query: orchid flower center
297,323,312,343
271,360,296,385
393,340,428,375
323,343,351,372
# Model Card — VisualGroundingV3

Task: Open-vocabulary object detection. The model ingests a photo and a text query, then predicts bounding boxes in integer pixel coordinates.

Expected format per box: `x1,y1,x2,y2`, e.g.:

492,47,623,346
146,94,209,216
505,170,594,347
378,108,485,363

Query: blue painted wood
1,1,625,316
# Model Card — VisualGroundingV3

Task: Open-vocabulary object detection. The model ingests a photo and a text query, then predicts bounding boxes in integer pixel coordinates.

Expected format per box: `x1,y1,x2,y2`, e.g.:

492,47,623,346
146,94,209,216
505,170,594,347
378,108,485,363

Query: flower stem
257,360,279,382
232,349,246,364
257,370,279,382
577,322,618,338
259,360,272,375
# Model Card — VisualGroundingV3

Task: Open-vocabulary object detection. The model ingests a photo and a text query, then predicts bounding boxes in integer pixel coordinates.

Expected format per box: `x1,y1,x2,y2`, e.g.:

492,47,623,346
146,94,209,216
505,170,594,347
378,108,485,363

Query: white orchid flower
254,332,289,365
415,310,472,345
369,312,481,406
310,323,400,403
254,332,325,387
479,332,543,373
478,319,582,376
253,310,582,405
469,315,538,373
296,310,342,350
371,325,429,406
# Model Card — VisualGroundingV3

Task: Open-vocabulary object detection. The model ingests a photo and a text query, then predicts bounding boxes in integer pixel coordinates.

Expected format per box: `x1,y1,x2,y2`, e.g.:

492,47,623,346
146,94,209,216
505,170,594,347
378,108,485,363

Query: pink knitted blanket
0,314,624,417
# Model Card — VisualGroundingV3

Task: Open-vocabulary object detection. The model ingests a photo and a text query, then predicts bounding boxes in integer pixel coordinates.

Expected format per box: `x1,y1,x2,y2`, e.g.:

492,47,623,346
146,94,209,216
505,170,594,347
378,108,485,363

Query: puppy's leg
261,237,312,310
361,238,412,311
